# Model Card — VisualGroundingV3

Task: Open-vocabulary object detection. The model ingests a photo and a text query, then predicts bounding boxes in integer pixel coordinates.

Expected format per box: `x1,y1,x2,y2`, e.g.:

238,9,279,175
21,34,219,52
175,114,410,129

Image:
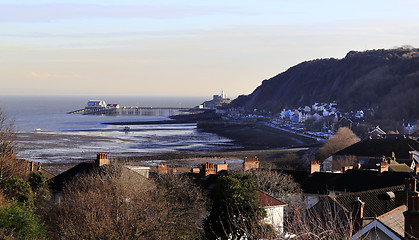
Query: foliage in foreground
0,202,46,239
0,176,34,207
204,173,267,239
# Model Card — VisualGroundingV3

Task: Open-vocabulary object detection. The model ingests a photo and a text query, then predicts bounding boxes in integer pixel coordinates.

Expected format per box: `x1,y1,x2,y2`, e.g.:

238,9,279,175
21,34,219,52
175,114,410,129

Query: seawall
197,120,318,149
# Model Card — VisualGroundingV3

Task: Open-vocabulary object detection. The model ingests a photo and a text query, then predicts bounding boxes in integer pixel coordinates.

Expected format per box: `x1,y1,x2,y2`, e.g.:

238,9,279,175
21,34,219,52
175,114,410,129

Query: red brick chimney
351,197,365,232
158,163,168,175
353,162,361,170
404,195,419,240
310,160,320,174
200,162,216,177
396,178,418,206
216,160,228,173
414,164,419,176
95,153,109,167
8,149,16,159
341,165,353,173
170,164,177,174
243,157,259,171
378,161,388,173
406,178,417,192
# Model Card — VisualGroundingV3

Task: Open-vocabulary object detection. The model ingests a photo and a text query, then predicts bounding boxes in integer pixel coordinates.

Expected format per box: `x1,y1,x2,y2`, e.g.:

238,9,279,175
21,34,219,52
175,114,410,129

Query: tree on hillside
204,173,268,239
315,127,360,161
0,109,24,179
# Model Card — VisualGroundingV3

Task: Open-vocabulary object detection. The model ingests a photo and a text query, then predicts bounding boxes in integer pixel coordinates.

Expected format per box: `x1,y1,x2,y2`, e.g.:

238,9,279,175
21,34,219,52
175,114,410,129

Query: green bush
0,202,46,239
204,173,265,239
29,172,50,206
0,177,33,207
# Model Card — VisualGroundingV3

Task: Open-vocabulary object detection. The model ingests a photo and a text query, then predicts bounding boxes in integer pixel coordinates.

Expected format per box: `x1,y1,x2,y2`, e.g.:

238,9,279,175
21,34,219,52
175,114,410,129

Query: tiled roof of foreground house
256,190,286,207
49,162,97,192
329,185,405,218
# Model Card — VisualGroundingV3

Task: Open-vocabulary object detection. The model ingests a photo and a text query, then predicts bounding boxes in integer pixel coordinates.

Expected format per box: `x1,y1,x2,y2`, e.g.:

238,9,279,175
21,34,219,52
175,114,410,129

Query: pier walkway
68,106,192,116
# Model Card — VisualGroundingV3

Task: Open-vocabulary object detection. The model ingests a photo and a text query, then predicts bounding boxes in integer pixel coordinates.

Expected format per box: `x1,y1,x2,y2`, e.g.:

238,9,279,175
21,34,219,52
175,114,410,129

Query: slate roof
275,169,412,194
334,137,419,159
330,170,412,192
330,185,405,218
377,204,407,237
49,162,97,192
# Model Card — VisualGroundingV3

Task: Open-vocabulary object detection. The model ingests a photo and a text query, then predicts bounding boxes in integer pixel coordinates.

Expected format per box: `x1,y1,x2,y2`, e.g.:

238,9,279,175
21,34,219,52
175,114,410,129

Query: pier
68,106,192,116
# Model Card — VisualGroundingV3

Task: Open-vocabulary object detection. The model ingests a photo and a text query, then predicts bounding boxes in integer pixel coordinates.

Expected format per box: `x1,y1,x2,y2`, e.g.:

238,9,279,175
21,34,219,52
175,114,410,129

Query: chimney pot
352,197,365,232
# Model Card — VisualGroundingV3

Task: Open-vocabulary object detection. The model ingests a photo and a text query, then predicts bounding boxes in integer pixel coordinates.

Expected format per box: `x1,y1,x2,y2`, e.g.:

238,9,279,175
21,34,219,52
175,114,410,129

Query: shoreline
18,120,322,174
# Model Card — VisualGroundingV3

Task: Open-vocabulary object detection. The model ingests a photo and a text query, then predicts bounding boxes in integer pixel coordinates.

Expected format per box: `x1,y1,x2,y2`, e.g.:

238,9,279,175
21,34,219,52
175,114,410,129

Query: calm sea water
0,95,235,164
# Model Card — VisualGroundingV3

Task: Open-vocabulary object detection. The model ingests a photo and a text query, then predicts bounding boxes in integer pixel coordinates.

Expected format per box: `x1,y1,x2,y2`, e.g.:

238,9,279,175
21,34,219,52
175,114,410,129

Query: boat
123,126,130,131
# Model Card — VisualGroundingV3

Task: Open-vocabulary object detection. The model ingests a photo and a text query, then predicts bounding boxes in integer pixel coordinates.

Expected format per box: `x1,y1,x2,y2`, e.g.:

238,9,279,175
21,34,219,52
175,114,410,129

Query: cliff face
230,48,419,121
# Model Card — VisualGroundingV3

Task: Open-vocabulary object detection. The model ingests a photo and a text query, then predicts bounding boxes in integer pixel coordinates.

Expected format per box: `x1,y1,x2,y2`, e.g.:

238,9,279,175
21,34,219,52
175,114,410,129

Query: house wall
51,192,63,204
363,227,398,240
306,194,322,209
323,156,333,171
125,166,150,178
263,206,285,234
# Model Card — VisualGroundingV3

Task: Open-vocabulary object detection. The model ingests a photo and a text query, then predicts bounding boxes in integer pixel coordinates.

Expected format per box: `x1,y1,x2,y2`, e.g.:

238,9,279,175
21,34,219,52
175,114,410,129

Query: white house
87,100,107,108
256,190,287,234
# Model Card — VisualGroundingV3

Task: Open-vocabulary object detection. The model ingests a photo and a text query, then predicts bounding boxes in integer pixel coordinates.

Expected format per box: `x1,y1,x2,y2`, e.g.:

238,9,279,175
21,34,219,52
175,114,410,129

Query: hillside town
224,100,418,140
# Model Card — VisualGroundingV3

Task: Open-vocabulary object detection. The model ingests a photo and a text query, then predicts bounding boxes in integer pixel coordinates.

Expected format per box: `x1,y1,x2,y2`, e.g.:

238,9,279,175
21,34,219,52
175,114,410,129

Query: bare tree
45,165,167,239
155,174,207,239
0,109,24,180
246,169,303,210
45,165,207,239
315,127,359,161
284,197,355,240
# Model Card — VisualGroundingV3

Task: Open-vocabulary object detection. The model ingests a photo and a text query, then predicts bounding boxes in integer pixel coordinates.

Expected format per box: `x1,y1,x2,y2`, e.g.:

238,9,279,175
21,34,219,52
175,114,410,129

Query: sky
1,0,419,98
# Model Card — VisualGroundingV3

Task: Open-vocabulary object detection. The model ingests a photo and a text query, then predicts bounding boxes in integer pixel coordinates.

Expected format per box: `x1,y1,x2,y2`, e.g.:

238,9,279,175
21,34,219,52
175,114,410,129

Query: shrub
0,202,46,239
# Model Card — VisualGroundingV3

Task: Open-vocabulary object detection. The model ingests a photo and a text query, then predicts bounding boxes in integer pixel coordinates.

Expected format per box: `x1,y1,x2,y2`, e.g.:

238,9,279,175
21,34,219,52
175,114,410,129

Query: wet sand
18,122,321,175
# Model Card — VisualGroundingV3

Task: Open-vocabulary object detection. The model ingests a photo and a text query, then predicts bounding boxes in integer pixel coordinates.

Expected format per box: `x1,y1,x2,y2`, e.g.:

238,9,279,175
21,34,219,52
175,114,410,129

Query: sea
0,95,236,166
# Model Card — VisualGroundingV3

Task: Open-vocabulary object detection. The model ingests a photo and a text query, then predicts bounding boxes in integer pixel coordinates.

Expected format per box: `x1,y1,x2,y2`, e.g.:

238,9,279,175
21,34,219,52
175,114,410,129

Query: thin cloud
28,72,82,80
0,4,235,21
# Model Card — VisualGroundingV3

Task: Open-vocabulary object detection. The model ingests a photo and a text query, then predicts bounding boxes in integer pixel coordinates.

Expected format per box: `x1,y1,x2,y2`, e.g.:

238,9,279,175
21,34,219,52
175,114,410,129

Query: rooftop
256,190,286,207
334,137,419,159
330,185,405,218
275,169,412,194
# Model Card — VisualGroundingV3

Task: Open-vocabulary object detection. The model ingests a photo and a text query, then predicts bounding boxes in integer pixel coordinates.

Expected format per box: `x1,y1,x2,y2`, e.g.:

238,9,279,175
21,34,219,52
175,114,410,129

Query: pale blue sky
1,0,418,97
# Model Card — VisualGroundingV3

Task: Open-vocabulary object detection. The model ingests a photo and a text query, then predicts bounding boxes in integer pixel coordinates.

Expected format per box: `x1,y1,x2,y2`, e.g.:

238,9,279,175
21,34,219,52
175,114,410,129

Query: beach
18,122,320,175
